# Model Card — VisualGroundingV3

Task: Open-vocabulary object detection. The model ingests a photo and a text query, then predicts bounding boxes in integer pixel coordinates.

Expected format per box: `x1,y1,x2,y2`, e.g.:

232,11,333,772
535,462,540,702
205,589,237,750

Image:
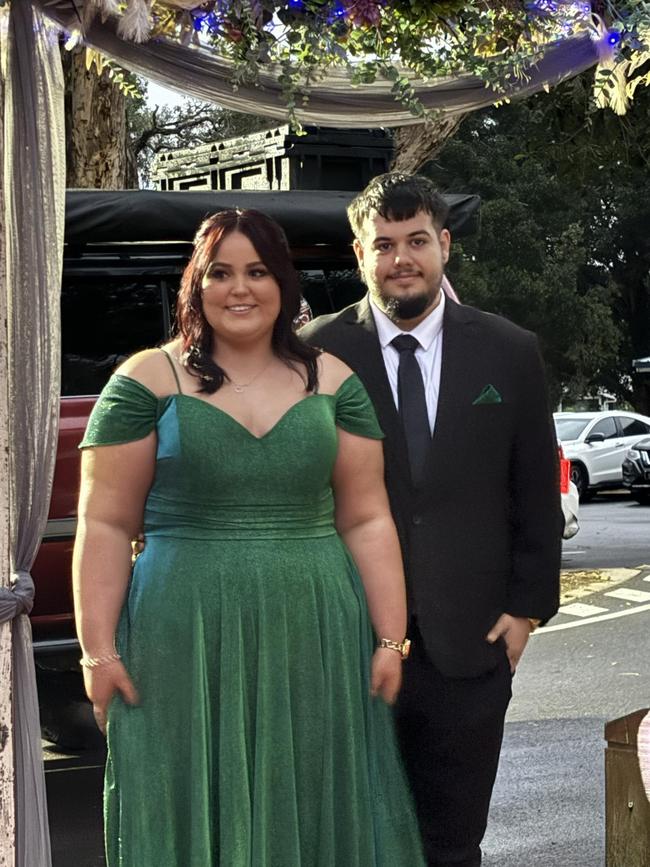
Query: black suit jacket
301,295,561,677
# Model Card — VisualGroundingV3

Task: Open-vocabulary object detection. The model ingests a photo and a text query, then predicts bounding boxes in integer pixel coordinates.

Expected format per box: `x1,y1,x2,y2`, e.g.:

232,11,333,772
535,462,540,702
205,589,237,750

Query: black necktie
391,334,431,485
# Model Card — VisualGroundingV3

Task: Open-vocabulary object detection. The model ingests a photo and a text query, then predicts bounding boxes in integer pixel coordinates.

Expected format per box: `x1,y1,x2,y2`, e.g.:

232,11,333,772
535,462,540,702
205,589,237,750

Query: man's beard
372,284,439,323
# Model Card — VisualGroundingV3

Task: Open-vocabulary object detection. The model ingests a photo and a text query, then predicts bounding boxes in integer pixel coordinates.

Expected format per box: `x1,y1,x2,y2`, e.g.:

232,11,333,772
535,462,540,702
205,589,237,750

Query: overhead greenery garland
87,0,650,121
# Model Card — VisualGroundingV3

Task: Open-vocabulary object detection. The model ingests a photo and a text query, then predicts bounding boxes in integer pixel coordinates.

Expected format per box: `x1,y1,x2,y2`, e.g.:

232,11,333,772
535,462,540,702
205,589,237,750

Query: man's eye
411,238,426,247
376,243,391,252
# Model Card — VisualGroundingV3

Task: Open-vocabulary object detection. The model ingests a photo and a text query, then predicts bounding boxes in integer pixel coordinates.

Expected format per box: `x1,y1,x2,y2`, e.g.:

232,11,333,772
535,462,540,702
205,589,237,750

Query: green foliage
84,49,143,98
133,0,650,123
426,75,650,410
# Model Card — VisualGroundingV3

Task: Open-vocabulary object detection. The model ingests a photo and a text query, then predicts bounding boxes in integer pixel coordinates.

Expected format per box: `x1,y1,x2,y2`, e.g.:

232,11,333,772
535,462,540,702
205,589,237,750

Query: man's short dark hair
347,172,450,239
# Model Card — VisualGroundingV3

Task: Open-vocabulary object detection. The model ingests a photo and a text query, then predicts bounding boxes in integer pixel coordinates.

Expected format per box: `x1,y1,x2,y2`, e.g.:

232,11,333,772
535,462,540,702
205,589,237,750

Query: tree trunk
391,115,467,173
62,47,138,189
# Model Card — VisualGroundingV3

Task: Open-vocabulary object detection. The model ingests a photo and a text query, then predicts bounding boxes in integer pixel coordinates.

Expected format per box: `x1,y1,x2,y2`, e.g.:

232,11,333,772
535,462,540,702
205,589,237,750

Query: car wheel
633,491,650,506
571,463,593,501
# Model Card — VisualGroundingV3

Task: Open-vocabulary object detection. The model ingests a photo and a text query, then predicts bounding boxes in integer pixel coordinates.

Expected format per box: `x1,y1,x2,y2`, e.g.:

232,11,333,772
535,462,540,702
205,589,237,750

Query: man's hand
486,614,533,674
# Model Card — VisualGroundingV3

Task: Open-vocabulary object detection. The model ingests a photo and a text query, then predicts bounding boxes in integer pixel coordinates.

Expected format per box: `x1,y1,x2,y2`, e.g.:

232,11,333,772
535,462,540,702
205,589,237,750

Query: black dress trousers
394,621,513,867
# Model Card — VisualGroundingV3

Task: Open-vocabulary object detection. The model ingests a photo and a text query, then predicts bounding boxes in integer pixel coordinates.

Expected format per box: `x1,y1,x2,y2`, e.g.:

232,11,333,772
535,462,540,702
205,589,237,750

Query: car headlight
626,449,641,460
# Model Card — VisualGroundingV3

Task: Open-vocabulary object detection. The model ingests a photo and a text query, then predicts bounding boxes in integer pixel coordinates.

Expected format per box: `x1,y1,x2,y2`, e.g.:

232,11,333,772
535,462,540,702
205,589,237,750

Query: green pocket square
472,384,502,405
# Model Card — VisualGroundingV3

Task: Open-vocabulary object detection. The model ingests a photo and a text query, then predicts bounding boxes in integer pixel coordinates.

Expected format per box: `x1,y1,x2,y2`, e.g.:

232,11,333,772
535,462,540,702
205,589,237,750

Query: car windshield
555,418,591,441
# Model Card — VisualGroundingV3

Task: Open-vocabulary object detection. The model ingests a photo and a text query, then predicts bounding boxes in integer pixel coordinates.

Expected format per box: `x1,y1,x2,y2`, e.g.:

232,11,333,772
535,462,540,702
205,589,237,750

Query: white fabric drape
34,0,603,127
0,1,66,864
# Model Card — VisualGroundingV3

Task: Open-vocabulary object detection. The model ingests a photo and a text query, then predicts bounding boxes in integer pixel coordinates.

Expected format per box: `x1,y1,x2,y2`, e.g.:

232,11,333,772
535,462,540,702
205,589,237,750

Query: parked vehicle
33,188,479,746
558,443,579,539
554,411,650,500
622,437,650,504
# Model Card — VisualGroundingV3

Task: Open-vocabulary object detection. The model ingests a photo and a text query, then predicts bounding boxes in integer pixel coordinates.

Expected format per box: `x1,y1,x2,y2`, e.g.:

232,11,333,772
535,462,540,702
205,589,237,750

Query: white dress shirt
369,291,445,434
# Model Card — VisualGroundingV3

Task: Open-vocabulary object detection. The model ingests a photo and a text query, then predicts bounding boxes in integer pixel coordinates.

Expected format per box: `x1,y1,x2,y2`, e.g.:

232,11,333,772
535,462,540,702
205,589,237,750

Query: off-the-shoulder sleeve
334,374,384,440
79,374,160,448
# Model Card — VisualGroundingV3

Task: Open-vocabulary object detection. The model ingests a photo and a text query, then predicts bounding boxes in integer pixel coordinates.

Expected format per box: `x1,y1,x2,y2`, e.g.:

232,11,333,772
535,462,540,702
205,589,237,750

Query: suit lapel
425,299,479,486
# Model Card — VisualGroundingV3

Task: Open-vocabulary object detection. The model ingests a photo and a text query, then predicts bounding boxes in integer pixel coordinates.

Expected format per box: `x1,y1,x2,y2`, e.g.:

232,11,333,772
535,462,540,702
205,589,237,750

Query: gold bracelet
378,638,411,660
79,651,121,669
527,618,542,633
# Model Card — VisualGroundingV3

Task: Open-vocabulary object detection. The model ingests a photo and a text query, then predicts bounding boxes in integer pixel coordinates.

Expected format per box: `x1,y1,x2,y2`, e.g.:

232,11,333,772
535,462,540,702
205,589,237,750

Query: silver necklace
227,359,274,393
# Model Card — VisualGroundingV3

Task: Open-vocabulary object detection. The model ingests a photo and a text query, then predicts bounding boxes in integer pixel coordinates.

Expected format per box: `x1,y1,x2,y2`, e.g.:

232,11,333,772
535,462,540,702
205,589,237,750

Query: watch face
402,639,412,659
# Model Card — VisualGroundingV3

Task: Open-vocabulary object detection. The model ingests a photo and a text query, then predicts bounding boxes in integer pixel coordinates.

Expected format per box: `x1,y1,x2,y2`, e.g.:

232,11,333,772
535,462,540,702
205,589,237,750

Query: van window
61,277,168,396
301,269,364,315
61,259,363,397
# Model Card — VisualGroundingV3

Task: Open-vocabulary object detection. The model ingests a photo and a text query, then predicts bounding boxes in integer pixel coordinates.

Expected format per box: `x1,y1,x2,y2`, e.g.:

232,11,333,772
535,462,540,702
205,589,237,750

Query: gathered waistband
144,494,337,541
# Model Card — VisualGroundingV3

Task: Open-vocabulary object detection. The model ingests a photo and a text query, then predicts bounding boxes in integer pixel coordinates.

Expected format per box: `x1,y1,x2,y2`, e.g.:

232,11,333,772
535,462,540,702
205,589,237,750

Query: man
300,172,561,867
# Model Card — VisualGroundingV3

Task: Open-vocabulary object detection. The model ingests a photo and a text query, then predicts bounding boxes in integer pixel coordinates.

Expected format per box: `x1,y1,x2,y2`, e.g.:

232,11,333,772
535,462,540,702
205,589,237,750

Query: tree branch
133,113,221,154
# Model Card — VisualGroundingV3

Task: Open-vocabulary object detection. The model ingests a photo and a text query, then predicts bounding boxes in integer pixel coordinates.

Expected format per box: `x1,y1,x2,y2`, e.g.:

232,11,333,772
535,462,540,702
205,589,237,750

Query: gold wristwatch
378,638,411,659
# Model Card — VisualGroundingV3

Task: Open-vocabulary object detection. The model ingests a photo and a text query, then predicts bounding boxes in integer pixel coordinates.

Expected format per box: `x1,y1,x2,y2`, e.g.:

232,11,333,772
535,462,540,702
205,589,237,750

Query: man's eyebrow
372,230,433,242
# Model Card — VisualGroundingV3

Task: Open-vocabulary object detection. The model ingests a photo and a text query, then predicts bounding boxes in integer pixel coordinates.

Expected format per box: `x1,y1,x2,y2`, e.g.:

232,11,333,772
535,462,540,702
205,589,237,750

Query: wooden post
605,709,650,867
0,13,16,863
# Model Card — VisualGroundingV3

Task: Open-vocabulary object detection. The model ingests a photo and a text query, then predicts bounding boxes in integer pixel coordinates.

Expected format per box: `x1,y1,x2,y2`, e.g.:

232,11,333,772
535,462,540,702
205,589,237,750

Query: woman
73,209,424,866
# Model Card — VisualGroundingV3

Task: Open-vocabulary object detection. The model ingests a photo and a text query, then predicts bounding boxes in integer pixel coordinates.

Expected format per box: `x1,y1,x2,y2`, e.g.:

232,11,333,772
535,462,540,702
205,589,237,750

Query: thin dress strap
159,348,183,394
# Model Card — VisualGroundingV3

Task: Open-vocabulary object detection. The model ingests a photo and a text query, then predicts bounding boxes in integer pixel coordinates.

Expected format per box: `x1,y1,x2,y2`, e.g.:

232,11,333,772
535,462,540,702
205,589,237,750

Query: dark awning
65,189,480,247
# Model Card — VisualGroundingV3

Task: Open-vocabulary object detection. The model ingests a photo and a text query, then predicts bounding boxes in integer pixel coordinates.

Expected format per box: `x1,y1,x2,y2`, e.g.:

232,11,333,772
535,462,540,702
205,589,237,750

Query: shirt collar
369,289,445,351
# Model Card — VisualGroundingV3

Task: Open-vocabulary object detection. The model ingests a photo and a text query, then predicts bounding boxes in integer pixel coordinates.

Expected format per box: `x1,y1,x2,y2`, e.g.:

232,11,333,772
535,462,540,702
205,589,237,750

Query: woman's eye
208,269,227,280
250,269,269,278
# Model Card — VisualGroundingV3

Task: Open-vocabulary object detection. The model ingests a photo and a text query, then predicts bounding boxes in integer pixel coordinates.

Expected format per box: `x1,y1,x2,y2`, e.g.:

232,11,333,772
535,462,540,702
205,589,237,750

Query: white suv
554,411,650,500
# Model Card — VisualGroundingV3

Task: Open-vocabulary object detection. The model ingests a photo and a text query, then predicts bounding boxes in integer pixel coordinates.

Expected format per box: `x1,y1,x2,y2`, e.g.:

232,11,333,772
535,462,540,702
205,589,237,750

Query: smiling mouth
226,305,256,313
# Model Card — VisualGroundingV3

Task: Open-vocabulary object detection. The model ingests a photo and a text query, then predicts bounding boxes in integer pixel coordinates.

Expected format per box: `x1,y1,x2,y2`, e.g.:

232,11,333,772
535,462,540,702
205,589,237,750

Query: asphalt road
483,564,650,866
562,491,650,571
45,497,650,866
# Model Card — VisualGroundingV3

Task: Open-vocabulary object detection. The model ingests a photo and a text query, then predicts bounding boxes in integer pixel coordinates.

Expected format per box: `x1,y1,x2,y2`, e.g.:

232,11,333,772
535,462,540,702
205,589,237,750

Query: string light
329,2,346,19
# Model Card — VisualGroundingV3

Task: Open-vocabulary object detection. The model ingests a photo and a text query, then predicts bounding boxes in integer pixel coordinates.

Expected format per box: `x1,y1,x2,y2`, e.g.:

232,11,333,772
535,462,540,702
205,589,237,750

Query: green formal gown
80,370,425,867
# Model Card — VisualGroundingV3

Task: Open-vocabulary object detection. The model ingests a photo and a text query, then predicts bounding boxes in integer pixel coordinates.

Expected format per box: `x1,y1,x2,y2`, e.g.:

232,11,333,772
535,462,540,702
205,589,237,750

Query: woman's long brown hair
175,208,319,394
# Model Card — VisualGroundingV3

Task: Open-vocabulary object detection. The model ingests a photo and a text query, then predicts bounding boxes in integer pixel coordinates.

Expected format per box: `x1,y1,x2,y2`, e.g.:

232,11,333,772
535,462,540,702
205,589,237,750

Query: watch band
378,638,411,659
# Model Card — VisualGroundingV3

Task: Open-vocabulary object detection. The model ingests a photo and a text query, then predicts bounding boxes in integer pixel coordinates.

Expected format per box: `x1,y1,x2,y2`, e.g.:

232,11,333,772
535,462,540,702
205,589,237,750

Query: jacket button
412,514,422,525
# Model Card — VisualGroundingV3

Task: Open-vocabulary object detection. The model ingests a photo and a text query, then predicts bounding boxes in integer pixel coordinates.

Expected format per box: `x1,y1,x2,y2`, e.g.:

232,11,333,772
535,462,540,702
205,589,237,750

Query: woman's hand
82,660,139,734
370,647,403,705
131,532,145,563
